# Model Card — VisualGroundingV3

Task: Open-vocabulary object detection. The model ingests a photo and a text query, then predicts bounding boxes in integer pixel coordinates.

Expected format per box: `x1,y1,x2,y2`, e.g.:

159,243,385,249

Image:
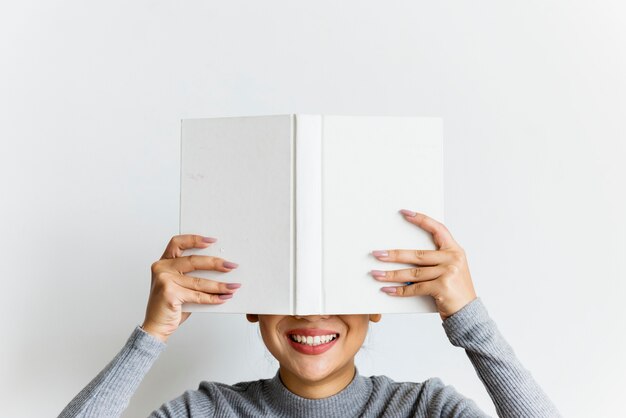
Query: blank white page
321,116,442,314
180,115,294,314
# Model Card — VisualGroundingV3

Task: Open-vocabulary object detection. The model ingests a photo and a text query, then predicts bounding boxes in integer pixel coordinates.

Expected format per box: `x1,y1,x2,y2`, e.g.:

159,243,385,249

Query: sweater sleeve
442,298,561,418
58,326,166,418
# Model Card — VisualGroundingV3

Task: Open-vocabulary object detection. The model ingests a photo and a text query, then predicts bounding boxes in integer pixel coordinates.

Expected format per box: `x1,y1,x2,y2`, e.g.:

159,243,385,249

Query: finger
178,287,235,305
164,255,238,274
161,234,217,259
371,248,450,266
398,209,459,250
174,274,242,294
380,280,437,298
370,265,445,283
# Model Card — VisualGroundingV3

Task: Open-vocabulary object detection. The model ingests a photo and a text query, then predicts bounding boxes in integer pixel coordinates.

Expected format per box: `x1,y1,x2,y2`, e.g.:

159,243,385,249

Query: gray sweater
59,299,560,417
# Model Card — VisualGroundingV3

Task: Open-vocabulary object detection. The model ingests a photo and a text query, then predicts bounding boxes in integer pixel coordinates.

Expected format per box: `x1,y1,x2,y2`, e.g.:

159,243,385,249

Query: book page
321,116,442,314
180,115,294,314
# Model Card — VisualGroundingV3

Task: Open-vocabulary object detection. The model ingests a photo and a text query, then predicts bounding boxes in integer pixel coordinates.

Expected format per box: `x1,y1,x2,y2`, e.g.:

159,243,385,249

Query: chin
285,357,345,383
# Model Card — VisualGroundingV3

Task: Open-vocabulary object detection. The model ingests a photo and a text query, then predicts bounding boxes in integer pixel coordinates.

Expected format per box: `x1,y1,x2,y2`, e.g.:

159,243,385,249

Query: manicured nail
223,261,238,269
372,250,389,257
202,236,218,243
381,287,397,294
370,270,386,278
399,209,416,217
226,282,242,289
218,294,233,300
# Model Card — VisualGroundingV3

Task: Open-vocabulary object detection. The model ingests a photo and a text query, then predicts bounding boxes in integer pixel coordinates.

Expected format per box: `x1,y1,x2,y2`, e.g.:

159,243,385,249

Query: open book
180,115,443,314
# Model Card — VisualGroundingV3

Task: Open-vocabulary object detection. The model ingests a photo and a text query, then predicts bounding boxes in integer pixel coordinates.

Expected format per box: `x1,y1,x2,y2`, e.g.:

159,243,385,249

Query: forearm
443,299,561,418
58,326,166,418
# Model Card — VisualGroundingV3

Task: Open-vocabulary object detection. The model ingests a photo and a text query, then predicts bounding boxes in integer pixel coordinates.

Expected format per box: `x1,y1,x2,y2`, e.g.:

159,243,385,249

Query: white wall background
1,1,624,417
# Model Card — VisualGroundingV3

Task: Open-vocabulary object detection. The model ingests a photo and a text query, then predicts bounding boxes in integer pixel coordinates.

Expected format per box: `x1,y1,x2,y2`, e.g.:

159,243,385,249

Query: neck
278,361,357,399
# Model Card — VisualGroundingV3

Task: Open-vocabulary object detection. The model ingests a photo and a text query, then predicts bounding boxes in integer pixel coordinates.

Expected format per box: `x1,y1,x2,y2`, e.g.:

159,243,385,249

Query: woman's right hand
141,234,241,343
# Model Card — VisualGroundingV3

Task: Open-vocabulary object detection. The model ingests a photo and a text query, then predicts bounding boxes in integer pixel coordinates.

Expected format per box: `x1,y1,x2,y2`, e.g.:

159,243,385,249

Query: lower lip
287,336,339,355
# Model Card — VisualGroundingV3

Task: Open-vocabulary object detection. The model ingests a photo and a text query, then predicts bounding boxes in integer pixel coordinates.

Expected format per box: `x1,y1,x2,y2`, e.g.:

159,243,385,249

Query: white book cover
180,114,443,315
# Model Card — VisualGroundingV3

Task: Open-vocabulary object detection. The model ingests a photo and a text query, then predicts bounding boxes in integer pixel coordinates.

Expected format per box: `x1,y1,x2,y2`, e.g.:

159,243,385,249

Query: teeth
290,334,338,346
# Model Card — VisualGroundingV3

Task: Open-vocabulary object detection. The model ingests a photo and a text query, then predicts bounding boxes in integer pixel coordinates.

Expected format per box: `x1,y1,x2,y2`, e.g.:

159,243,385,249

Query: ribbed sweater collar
263,367,372,417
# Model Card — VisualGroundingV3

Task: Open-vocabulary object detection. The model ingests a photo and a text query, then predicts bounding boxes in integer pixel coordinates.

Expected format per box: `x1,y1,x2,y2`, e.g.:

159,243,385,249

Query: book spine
179,119,184,235
294,115,324,315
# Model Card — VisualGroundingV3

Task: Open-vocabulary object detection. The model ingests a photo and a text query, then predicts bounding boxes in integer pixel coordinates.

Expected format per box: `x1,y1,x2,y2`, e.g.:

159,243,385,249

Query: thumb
179,312,192,325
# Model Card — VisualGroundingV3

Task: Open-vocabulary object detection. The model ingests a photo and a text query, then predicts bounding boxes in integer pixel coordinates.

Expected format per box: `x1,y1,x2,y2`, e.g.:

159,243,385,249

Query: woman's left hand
371,209,477,320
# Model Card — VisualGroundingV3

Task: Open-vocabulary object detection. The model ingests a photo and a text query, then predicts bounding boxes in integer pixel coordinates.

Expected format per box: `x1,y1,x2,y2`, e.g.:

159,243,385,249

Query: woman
59,210,560,417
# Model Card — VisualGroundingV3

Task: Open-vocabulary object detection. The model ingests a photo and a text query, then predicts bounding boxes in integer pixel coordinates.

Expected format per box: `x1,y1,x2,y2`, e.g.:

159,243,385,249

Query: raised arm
442,298,560,417
58,235,241,417
371,209,560,417
58,326,166,418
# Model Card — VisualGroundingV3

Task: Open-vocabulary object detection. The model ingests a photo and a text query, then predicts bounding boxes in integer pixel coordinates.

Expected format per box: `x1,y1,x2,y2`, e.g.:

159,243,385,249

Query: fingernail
226,282,242,289
219,294,234,300
381,287,397,294
370,270,386,278
202,236,218,243
399,209,416,217
372,250,389,257
223,261,238,269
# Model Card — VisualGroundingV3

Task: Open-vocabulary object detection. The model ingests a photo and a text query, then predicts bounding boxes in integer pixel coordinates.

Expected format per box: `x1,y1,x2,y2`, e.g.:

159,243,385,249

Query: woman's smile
286,328,340,355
